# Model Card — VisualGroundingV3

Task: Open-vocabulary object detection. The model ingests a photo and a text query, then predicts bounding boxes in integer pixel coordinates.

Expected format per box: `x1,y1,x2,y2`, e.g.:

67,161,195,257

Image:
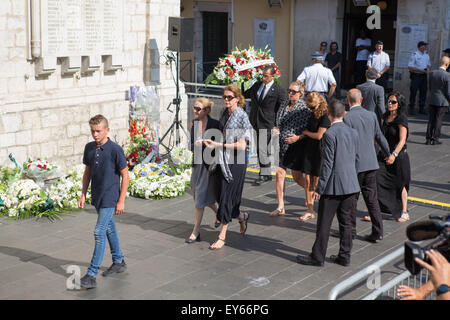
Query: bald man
343,89,390,243
426,56,450,145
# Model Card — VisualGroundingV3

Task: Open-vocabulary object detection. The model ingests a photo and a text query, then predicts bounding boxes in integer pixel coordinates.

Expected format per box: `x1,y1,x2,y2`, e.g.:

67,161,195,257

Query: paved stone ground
0,113,448,300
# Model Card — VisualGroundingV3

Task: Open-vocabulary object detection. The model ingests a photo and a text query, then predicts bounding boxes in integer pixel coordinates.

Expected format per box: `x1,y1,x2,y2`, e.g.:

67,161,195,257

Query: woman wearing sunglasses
270,81,311,217
376,91,411,223
203,85,252,250
186,98,221,243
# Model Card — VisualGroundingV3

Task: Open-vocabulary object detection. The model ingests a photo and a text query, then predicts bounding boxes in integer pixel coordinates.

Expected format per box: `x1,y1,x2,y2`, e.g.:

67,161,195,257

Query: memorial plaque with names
40,0,124,58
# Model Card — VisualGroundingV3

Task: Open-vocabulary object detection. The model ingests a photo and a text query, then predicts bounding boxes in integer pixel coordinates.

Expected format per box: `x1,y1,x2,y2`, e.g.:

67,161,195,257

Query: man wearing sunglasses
243,65,287,185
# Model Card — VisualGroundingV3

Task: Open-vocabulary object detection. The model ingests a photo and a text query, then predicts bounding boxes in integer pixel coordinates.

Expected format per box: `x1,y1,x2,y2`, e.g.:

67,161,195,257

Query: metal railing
328,245,435,300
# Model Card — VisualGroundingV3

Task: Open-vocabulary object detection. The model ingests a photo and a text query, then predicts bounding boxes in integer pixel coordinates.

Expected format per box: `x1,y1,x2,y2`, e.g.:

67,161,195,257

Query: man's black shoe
330,255,350,267
80,274,97,289
296,255,323,267
254,175,272,185
425,139,431,145
363,233,383,243
430,140,435,145
102,259,127,277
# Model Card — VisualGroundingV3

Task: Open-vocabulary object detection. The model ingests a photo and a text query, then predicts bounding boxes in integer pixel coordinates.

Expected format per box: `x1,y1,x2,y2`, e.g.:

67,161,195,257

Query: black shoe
214,221,221,228
363,233,383,243
80,274,97,289
430,140,435,145
425,139,431,145
102,260,127,277
296,255,323,267
330,255,350,267
254,175,271,185
185,233,201,244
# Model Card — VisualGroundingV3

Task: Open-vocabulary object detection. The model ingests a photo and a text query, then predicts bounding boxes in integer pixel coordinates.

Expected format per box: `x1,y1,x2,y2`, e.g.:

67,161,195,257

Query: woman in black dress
298,92,331,221
203,84,253,250
186,98,220,243
376,91,411,222
270,81,311,216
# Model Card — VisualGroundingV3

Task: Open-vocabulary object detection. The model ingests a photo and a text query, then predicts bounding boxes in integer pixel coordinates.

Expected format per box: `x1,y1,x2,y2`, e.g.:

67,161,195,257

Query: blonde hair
224,84,246,107
289,80,305,97
305,92,328,119
196,97,214,114
89,114,109,128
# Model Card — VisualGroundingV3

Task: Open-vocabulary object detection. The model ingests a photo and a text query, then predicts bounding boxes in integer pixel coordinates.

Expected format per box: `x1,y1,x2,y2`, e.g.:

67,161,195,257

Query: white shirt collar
331,119,343,125
440,67,447,71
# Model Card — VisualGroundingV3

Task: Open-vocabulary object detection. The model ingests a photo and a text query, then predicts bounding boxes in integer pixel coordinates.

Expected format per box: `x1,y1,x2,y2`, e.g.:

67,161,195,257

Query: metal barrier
328,245,436,300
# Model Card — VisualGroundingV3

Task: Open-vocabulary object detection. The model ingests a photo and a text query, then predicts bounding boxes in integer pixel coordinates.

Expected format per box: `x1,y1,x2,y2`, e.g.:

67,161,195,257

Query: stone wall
0,0,186,168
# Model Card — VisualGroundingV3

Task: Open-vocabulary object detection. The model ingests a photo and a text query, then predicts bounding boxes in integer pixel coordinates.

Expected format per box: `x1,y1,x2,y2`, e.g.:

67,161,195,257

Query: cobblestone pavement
0,113,448,300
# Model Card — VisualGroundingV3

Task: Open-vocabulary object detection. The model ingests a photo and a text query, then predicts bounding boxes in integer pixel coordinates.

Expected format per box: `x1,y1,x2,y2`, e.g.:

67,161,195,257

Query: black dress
216,110,249,225
376,113,411,219
300,113,331,176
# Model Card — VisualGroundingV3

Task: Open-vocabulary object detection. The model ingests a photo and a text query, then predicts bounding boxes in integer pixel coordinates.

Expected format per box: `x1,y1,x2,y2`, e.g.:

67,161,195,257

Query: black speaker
168,17,194,52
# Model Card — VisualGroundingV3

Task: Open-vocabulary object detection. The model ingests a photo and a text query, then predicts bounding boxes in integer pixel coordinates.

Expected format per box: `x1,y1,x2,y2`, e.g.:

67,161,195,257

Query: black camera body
404,214,450,275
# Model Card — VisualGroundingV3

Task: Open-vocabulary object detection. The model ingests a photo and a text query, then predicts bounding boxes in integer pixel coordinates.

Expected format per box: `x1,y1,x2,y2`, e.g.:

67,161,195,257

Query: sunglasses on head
388,100,398,104
223,95,235,101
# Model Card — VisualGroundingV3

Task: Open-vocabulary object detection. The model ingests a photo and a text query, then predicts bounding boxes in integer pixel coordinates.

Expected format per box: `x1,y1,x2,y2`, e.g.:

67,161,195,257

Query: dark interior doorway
202,11,229,77
341,0,398,91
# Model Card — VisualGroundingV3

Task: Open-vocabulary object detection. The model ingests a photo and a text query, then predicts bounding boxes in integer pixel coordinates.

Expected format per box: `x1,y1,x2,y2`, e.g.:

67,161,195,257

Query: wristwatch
392,151,398,157
436,284,450,296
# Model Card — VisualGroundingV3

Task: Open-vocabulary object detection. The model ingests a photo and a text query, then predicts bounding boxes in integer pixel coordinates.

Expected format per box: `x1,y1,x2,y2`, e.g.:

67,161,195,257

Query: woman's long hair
305,92,328,119
224,84,246,107
385,91,407,118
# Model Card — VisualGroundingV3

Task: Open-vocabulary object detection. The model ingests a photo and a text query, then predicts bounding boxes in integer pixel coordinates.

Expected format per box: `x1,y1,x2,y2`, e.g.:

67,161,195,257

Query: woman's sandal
209,237,226,250
299,212,315,222
363,216,372,222
269,207,285,217
238,212,250,235
397,212,410,223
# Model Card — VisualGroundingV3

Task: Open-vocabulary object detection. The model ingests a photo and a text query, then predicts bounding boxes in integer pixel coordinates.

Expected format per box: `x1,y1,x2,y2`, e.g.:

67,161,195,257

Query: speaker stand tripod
159,51,187,154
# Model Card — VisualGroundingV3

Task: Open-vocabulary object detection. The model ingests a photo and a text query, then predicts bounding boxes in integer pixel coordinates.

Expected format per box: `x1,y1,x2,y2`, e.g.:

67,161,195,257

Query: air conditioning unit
268,0,283,8
353,0,371,6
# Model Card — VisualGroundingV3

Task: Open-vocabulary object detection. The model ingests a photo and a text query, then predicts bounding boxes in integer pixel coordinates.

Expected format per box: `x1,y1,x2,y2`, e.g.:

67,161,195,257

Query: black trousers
255,129,272,176
426,105,447,141
409,74,428,111
375,73,388,91
311,193,357,263
352,170,384,237
355,60,368,85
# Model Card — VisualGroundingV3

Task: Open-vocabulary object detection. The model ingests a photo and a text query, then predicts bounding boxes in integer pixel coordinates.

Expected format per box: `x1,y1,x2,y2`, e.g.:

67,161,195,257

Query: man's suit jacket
356,80,385,123
243,81,287,130
343,106,390,173
428,68,450,107
316,122,360,196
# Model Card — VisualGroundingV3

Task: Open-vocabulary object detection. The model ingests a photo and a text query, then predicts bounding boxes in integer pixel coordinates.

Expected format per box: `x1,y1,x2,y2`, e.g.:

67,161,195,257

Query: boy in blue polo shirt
78,114,129,289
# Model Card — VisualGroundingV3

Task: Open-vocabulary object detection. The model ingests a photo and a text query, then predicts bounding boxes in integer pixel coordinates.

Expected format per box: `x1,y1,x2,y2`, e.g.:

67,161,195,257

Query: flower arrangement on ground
128,161,191,200
23,157,61,185
170,145,193,172
205,45,281,91
125,119,159,169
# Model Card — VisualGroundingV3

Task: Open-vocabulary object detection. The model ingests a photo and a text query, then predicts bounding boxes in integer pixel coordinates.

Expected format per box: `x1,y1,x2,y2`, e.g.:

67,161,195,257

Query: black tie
259,84,266,103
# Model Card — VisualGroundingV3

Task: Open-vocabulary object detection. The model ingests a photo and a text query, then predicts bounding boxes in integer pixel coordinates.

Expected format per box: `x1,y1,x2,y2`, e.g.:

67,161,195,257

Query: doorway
341,0,398,91
202,11,229,78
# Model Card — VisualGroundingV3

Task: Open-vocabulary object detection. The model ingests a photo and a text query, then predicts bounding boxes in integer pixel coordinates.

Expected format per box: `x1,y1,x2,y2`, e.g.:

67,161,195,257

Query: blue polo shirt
82,138,128,210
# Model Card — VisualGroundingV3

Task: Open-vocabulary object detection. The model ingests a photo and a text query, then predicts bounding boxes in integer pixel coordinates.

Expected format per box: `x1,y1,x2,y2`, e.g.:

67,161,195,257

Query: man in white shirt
297,52,336,100
367,40,390,90
355,29,372,85
408,41,431,115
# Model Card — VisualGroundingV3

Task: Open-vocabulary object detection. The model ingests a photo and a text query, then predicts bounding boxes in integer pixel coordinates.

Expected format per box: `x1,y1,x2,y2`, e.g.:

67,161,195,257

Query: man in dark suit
343,89,391,243
243,65,286,185
357,68,386,125
426,56,450,145
296,100,360,267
